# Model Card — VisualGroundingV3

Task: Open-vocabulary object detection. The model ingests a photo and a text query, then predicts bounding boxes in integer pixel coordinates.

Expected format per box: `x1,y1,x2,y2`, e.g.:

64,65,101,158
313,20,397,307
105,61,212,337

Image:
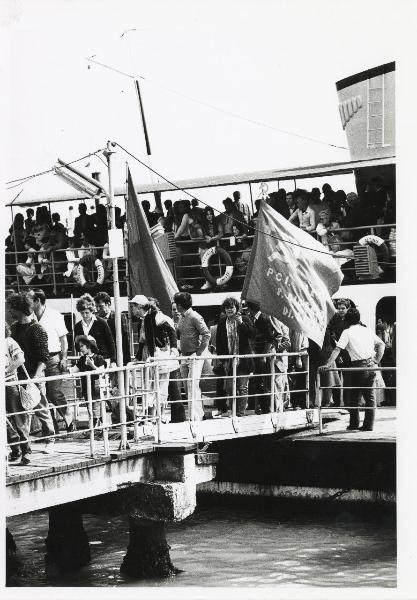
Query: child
70,335,106,427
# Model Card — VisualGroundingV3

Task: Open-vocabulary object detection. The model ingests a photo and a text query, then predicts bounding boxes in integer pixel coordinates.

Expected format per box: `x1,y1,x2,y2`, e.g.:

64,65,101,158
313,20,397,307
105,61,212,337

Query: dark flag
242,201,343,347
126,169,178,314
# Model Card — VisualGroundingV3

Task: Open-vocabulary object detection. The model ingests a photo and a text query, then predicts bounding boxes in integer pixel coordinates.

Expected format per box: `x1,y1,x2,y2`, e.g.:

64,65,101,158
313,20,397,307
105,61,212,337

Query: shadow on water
6,497,396,588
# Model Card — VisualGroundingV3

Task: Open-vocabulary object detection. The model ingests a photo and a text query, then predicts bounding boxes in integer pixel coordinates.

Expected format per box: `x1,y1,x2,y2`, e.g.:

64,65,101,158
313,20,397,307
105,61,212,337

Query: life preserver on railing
201,246,234,286
358,235,390,269
73,253,106,287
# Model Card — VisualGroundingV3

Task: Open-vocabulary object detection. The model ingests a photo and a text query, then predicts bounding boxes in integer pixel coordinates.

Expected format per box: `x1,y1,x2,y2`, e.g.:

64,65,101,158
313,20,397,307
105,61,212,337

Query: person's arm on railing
318,346,341,371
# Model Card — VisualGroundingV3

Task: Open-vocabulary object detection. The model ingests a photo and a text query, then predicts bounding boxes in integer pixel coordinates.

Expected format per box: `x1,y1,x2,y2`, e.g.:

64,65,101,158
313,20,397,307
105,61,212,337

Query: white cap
129,294,149,306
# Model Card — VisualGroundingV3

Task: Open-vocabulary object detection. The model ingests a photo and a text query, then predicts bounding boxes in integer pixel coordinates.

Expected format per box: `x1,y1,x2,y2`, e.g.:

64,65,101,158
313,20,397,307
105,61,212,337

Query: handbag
18,364,41,413
154,346,180,373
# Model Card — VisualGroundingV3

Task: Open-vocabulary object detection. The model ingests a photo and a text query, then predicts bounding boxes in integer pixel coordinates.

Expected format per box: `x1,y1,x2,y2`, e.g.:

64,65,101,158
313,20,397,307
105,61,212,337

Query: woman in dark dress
73,293,116,365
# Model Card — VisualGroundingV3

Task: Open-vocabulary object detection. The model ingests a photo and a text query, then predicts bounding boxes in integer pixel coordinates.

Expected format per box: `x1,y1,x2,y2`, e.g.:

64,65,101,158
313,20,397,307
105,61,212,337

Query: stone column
45,504,91,571
120,515,179,579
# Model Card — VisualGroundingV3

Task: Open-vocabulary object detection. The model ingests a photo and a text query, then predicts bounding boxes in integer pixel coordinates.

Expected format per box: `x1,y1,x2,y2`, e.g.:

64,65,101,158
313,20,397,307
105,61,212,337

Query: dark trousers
288,354,309,409
213,363,228,412
253,357,272,414
347,359,377,429
6,385,30,453
168,369,186,422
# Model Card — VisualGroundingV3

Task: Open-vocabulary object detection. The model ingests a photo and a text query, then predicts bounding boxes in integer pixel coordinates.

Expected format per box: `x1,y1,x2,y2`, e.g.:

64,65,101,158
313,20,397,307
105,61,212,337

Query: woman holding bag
5,324,32,465
129,295,179,423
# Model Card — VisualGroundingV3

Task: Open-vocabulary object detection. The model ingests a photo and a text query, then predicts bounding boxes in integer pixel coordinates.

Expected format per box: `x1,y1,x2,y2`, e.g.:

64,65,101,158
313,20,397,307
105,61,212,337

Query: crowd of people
5,202,126,292
6,287,394,465
142,178,396,291
6,176,396,296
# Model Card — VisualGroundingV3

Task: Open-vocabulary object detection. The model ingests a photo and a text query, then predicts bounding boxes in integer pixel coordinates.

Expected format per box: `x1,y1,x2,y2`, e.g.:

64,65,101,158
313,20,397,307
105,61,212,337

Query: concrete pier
6,442,218,579
199,409,396,503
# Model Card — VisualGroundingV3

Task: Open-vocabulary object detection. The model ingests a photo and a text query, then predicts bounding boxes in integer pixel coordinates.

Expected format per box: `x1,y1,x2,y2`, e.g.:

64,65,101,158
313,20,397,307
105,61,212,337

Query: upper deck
6,156,396,312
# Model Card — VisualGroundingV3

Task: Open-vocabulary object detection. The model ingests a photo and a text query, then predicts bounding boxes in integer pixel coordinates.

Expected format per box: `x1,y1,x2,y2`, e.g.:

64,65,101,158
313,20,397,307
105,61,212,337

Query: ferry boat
5,62,396,346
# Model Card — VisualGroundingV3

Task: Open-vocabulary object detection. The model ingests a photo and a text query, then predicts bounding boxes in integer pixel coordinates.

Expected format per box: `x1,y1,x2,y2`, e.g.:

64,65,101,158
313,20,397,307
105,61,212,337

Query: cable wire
86,57,347,151
6,149,106,187
115,141,353,259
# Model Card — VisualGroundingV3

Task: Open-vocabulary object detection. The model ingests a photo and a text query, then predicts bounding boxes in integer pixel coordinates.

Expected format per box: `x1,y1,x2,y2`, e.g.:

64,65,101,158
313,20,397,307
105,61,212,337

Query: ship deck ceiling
7,156,396,206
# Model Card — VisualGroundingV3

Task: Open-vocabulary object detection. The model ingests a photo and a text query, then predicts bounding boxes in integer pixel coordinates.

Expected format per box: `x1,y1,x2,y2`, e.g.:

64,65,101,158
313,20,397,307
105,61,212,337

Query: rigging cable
6,149,106,187
86,57,348,151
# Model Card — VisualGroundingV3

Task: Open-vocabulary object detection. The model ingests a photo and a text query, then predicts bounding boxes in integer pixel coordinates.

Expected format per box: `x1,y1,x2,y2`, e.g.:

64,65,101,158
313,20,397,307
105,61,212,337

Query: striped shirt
10,321,49,377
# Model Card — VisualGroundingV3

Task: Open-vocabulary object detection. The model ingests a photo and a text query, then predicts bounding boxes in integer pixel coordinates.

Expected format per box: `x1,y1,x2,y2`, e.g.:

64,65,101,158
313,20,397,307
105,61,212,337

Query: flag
126,169,178,315
242,201,343,347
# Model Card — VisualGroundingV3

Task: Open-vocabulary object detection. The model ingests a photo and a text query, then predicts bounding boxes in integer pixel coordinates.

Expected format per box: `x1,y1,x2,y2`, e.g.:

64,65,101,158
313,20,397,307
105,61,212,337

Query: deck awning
6,155,395,207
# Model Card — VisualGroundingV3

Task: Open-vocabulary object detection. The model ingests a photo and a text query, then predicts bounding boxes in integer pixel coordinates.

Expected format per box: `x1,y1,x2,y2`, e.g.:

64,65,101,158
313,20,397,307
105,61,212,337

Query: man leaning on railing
319,307,385,432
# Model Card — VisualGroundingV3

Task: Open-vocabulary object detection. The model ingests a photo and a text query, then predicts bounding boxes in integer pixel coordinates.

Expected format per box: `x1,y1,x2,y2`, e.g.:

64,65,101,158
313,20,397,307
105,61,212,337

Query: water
7,499,396,588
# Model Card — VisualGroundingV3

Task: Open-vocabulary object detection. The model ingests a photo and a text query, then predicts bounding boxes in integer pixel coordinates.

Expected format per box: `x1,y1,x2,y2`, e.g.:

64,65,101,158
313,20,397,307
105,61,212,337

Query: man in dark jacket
94,291,131,365
216,297,255,416
246,300,278,414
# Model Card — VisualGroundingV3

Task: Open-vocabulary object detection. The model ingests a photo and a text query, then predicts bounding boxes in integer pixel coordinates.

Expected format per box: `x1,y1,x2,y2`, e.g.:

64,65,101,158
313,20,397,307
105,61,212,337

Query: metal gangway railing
316,365,396,434
5,351,310,467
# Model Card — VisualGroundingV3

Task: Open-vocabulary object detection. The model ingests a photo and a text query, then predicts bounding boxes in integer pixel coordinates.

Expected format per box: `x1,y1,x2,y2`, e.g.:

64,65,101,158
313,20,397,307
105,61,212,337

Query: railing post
86,374,95,457
143,363,150,419
190,357,196,421
116,366,128,448
155,365,161,444
232,356,237,417
317,372,323,434
50,250,57,295
100,374,110,457
129,366,139,442
341,370,344,407
270,354,275,413
305,353,310,409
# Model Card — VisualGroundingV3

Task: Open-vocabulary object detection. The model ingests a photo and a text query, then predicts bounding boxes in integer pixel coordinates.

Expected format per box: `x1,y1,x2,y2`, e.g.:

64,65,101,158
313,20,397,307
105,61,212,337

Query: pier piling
45,505,91,572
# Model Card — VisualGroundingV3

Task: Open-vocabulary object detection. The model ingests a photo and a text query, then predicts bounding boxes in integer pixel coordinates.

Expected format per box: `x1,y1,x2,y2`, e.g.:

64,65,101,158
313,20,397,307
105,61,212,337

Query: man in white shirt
320,308,385,431
289,190,316,233
27,289,73,432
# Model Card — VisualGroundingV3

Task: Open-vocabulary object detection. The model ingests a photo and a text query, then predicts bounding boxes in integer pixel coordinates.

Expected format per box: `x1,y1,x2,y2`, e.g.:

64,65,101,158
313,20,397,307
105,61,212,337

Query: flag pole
125,161,134,359
104,140,128,449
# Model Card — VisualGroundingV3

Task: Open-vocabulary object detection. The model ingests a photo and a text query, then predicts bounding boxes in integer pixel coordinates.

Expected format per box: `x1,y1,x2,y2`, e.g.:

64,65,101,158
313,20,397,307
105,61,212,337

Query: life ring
73,253,106,287
358,235,390,269
201,246,234,286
